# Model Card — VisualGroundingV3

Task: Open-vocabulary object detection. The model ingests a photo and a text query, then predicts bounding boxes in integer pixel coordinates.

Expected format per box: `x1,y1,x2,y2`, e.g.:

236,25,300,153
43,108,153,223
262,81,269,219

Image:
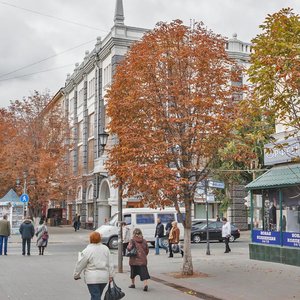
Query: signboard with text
282,232,300,248
264,137,300,165
252,230,281,245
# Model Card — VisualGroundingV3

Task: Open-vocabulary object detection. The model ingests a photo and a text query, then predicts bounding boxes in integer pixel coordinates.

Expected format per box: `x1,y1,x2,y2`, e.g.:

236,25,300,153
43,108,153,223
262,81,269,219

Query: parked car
96,207,185,249
192,219,214,226
191,221,240,243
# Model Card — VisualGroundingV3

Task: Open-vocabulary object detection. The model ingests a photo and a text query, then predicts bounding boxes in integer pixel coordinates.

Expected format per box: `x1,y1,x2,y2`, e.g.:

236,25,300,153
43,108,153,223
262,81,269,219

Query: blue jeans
87,283,107,300
0,235,8,255
155,236,168,254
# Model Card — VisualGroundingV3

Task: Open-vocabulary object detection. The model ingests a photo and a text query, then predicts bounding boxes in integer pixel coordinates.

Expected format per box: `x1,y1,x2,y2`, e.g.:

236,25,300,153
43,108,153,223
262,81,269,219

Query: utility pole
205,179,210,255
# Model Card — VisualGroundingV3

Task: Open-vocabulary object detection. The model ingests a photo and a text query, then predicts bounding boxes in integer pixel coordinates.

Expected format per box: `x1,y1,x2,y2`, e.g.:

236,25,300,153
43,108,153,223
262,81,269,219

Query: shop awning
246,163,300,190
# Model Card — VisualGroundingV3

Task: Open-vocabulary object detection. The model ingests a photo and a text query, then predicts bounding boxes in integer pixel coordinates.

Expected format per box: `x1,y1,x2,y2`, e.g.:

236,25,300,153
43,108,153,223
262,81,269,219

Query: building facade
62,0,251,229
63,0,146,228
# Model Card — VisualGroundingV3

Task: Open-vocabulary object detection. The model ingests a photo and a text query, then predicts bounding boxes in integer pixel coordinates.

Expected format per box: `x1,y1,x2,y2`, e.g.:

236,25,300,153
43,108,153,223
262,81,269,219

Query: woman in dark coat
127,228,150,292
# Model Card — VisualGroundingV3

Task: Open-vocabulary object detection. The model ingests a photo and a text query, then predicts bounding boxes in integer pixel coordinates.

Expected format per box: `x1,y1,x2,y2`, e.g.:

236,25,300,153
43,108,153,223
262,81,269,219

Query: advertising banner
252,230,281,245
282,232,300,248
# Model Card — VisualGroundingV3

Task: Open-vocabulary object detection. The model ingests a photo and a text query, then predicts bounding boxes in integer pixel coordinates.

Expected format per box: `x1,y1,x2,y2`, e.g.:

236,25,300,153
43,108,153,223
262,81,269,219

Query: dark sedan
191,221,240,243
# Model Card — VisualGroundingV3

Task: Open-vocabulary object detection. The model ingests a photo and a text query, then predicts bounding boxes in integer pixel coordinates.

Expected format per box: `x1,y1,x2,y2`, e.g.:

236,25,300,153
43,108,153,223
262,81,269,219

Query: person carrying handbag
168,221,183,258
74,231,114,300
127,228,150,292
35,220,48,255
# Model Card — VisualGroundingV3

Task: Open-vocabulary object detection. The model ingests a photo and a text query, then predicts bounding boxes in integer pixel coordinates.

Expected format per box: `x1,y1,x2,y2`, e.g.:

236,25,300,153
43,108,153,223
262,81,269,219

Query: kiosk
246,164,300,266
0,189,24,234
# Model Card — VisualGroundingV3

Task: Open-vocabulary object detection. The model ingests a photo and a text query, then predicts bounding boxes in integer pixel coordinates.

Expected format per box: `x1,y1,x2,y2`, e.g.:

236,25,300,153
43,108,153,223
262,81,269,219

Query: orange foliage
0,92,72,216
106,20,242,211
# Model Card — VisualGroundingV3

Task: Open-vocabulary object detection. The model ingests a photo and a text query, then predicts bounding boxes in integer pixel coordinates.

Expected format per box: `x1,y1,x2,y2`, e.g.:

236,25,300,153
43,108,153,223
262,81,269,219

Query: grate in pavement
151,276,223,300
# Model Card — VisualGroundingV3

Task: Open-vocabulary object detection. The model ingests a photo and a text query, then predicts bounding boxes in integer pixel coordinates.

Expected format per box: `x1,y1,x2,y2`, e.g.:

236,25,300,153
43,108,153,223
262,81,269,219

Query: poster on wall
252,230,281,245
282,232,300,248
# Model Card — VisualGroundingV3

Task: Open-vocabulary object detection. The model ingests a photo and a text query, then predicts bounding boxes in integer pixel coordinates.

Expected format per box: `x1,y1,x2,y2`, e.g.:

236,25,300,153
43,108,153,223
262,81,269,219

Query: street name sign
20,193,29,203
208,180,225,189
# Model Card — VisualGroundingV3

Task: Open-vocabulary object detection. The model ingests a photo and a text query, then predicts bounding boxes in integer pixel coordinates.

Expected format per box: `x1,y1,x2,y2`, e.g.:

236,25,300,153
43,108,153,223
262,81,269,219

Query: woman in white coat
74,231,114,300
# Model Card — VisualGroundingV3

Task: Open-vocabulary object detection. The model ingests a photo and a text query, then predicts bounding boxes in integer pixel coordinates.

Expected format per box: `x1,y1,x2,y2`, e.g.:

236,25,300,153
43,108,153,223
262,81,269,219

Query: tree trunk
182,199,193,275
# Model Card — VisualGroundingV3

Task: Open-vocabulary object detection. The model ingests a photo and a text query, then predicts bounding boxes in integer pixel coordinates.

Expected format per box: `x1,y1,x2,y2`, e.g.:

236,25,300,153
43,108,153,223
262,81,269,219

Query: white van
96,207,185,249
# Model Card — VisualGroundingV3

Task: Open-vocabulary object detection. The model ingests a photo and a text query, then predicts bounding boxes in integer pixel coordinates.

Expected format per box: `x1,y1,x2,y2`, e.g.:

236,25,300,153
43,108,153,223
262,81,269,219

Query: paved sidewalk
6,226,300,300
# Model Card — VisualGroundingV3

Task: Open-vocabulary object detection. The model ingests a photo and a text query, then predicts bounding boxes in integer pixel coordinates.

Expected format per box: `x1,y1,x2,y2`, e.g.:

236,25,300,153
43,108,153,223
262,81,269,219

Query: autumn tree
248,8,300,137
1,91,71,217
0,108,18,196
106,20,242,275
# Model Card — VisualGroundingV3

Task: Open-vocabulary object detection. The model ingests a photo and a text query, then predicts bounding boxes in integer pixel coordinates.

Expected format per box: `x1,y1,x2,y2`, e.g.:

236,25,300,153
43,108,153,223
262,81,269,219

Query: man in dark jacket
19,217,35,256
154,218,167,255
0,215,11,255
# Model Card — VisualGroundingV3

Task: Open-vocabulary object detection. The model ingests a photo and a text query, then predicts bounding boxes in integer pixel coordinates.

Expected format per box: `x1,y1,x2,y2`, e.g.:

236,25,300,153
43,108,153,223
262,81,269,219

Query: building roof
246,164,300,190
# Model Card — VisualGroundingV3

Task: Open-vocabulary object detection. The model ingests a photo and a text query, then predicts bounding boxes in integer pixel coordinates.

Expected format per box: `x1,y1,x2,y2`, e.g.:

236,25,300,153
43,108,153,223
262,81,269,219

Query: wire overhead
0,64,74,82
0,39,96,78
0,1,107,32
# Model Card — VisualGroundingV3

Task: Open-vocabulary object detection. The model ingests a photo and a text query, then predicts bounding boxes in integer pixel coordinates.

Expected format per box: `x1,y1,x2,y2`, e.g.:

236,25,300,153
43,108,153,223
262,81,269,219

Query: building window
78,88,84,107
78,121,83,144
88,114,94,138
78,145,83,175
69,98,74,113
88,139,94,173
88,78,95,98
103,64,112,87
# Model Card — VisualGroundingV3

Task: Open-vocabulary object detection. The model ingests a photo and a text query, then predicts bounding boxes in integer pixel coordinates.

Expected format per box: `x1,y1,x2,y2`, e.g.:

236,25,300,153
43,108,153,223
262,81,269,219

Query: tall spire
114,0,125,25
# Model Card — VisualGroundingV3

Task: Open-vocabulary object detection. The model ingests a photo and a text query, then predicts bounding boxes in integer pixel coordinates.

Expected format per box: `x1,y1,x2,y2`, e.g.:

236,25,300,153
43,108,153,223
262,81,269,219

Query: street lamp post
98,131,123,273
16,171,35,217
205,179,210,255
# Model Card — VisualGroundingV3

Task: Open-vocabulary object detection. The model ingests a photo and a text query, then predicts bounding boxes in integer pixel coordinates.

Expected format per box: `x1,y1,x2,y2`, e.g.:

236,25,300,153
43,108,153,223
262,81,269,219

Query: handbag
104,279,125,300
126,240,137,257
171,243,179,253
42,231,49,240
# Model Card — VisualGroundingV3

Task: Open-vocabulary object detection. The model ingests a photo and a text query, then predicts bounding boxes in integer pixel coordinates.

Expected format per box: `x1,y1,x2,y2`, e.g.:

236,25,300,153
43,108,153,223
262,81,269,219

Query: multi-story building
62,0,251,229
63,0,146,228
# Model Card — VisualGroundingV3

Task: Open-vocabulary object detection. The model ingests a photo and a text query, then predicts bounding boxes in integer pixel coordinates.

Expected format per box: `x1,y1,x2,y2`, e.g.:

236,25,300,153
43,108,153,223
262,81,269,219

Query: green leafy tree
248,8,300,136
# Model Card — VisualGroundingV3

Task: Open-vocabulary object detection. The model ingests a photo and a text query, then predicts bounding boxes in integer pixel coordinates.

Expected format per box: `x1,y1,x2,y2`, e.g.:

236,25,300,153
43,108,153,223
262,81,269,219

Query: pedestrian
127,228,150,292
74,231,114,300
216,215,220,222
154,218,167,254
77,215,81,231
222,217,231,253
73,214,78,231
35,220,48,255
0,214,11,255
122,222,131,256
168,221,183,258
165,218,173,238
19,216,35,256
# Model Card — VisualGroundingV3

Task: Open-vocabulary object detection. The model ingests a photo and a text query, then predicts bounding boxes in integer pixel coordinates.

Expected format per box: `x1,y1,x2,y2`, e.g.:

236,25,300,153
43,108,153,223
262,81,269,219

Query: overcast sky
0,0,299,108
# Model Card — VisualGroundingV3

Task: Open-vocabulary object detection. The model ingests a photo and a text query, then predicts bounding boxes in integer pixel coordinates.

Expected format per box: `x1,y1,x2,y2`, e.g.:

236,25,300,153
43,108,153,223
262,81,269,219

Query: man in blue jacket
19,217,35,256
